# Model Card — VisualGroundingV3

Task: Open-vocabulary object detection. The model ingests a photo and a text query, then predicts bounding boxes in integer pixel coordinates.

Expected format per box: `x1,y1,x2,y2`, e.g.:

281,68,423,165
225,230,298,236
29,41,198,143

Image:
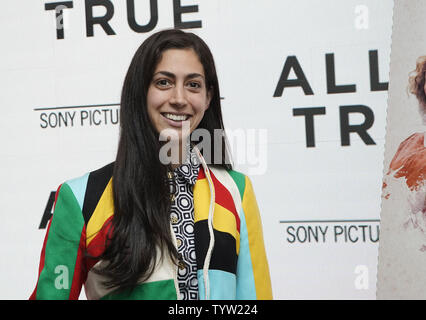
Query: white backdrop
0,0,393,299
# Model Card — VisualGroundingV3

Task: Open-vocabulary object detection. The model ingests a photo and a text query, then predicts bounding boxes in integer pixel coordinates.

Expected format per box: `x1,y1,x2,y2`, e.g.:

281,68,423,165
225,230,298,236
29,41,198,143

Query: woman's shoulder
64,162,114,194
61,162,115,222
208,166,252,200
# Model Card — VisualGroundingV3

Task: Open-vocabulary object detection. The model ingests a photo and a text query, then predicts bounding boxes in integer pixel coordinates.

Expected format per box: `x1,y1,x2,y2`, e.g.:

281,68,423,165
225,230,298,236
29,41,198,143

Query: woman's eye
156,79,171,87
187,81,201,89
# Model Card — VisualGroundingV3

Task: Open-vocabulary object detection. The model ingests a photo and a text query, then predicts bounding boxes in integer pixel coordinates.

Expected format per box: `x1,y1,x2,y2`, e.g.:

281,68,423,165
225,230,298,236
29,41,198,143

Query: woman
382,55,426,233
30,29,273,300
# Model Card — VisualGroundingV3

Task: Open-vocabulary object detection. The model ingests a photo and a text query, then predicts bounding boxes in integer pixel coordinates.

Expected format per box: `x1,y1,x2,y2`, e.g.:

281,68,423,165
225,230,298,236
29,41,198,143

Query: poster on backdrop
0,0,392,299
377,0,426,299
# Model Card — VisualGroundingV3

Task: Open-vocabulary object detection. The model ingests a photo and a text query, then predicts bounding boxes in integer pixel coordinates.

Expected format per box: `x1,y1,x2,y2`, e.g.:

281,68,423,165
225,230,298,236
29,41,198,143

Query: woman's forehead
154,48,205,76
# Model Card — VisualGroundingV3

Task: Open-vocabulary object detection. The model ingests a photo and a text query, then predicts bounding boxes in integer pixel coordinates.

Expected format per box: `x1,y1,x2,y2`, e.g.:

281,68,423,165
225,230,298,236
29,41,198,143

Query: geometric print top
169,145,200,300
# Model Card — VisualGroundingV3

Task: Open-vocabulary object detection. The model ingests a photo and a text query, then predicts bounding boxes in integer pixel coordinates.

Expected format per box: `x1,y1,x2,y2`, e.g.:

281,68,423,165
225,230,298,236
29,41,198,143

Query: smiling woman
147,47,212,167
30,29,273,300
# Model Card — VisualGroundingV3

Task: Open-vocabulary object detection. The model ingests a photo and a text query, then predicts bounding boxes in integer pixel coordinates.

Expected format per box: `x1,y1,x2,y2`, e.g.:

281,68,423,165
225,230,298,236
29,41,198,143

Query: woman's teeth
163,113,189,121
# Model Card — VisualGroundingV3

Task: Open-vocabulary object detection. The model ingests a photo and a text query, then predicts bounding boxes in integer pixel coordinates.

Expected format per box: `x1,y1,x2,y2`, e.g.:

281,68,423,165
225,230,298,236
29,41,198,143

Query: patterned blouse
168,146,200,300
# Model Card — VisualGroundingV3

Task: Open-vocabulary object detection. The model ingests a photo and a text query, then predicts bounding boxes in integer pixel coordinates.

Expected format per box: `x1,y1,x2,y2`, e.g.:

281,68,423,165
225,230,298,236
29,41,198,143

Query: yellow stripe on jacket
241,176,273,299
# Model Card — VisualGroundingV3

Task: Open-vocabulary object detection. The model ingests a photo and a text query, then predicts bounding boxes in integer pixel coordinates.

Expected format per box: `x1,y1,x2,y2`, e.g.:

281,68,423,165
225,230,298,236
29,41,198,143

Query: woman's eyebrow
153,71,205,80
153,71,175,78
186,73,205,80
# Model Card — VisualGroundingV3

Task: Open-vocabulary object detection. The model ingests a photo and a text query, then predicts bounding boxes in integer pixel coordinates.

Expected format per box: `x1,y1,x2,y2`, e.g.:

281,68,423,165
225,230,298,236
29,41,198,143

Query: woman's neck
168,139,189,170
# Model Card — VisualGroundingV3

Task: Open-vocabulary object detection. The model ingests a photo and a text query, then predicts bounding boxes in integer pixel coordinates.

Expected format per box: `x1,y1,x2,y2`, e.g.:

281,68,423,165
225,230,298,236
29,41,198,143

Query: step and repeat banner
0,0,393,299
377,0,426,299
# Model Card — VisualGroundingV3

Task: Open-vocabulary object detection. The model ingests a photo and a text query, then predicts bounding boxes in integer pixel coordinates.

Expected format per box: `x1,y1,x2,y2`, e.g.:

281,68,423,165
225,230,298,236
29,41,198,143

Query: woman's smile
161,112,192,127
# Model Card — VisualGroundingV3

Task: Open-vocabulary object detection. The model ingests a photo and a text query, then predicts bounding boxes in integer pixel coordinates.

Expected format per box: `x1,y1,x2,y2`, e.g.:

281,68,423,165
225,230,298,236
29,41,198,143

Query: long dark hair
94,29,232,293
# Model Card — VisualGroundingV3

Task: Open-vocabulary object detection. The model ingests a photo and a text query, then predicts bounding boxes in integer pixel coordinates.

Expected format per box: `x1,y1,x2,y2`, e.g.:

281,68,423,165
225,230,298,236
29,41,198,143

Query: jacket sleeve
30,183,86,300
235,176,273,300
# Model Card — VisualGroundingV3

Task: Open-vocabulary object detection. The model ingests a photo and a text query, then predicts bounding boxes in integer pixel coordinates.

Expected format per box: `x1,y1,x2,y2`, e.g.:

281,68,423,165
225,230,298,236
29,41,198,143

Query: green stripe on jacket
36,183,85,299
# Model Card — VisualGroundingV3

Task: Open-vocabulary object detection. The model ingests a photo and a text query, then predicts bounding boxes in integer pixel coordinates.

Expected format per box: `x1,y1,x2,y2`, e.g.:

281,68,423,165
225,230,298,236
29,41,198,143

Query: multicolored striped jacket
30,152,273,300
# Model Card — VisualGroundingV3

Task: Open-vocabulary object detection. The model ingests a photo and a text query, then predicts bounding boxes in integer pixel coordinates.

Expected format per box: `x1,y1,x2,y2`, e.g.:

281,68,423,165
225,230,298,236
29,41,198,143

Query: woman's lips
161,113,191,128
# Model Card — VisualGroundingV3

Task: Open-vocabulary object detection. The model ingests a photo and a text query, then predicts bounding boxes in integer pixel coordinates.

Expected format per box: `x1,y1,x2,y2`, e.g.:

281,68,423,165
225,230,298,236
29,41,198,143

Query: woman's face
147,48,212,141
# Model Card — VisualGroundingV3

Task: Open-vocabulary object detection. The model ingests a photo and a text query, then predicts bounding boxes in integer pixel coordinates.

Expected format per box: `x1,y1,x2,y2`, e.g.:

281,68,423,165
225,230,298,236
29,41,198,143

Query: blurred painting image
377,0,426,299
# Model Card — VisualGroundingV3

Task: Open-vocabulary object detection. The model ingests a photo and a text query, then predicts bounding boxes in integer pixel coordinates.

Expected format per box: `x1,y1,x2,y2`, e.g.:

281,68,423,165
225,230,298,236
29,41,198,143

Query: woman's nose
169,85,187,107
